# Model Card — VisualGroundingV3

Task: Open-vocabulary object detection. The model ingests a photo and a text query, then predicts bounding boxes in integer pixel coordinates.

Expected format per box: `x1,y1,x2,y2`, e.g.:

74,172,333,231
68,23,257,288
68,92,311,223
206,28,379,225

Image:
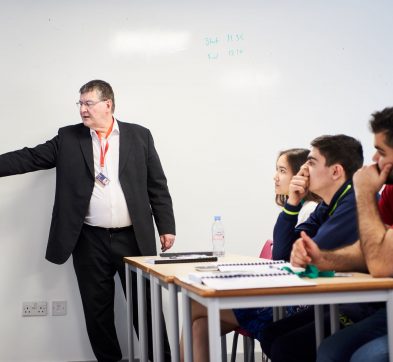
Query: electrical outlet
22,301,48,317
52,300,67,316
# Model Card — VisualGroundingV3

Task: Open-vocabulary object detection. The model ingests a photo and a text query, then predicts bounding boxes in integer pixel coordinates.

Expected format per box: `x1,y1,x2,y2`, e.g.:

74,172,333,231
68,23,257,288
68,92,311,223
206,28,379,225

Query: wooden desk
176,273,393,362
123,255,262,362
124,256,393,362
124,257,196,362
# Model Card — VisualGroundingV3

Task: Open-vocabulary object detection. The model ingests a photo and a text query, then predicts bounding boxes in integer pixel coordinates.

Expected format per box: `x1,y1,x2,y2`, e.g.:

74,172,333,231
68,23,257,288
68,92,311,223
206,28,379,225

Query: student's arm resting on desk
354,164,393,277
290,231,368,272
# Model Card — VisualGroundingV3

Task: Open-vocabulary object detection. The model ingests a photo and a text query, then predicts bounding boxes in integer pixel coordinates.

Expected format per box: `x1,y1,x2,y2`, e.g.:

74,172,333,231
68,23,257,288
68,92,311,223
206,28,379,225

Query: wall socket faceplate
22,301,48,316
52,300,67,316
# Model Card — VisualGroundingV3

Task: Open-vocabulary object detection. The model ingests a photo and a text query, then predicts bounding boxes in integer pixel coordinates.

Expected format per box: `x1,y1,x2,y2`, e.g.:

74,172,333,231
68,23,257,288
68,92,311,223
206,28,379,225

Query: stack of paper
145,254,217,264
185,262,315,290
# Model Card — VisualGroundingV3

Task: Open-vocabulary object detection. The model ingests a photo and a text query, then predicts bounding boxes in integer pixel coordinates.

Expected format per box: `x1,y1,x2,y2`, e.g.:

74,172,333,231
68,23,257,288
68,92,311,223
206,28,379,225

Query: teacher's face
79,90,112,131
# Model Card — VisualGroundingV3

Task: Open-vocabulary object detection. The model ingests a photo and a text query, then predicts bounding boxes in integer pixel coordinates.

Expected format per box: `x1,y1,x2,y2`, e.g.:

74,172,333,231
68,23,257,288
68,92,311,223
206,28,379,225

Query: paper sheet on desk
185,270,316,290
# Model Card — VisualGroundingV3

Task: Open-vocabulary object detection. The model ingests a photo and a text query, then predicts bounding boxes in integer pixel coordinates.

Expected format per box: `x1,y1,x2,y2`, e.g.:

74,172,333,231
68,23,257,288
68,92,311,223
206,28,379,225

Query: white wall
1,0,393,360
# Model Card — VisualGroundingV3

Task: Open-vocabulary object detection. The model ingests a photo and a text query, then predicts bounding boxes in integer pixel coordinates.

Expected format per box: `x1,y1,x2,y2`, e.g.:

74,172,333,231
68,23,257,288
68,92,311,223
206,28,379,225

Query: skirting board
75,353,264,361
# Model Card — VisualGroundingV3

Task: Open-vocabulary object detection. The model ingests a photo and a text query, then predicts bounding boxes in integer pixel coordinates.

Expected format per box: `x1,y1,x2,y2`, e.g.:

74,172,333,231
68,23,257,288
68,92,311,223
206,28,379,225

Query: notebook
159,251,214,257
187,269,315,290
145,255,217,264
216,260,305,273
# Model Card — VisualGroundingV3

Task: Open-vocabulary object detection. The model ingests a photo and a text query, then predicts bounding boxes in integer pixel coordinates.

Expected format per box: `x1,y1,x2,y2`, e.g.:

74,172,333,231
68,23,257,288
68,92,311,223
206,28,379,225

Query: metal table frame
179,281,393,362
124,256,393,362
125,262,180,362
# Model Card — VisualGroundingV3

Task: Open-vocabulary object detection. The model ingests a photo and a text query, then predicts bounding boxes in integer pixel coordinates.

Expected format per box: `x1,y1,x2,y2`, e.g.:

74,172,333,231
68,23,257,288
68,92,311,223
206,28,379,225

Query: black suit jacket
0,121,175,264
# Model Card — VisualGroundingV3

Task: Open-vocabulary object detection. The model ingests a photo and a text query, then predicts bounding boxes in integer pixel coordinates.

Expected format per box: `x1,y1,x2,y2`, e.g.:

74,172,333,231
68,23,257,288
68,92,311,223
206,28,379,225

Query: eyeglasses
76,99,107,108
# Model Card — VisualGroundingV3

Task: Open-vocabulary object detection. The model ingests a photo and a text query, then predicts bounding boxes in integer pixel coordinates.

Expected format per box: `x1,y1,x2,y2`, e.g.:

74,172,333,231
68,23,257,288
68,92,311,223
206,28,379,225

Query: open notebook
216,259,301,272
186,261,315,290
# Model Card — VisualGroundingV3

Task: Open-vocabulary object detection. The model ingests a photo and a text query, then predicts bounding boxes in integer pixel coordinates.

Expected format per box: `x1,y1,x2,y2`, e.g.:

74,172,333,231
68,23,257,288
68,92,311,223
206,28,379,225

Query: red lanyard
96,120,114,169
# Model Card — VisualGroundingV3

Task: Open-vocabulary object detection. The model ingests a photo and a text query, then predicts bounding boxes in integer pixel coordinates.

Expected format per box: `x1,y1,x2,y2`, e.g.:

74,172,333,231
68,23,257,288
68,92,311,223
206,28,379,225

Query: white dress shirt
84,119,132,228
296,200,318,226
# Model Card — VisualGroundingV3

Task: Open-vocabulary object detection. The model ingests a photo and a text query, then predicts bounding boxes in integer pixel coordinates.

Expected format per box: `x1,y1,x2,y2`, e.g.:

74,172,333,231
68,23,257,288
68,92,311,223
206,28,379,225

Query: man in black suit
0,80,176,361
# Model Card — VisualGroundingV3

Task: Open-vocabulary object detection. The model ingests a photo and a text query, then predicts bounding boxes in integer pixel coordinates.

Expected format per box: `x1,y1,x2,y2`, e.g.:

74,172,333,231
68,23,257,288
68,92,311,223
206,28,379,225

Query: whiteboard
1,0,393,360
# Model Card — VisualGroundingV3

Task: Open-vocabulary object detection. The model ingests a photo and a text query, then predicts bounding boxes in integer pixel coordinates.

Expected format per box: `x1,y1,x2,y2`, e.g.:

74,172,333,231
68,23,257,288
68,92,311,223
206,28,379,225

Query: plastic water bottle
212,216,225,257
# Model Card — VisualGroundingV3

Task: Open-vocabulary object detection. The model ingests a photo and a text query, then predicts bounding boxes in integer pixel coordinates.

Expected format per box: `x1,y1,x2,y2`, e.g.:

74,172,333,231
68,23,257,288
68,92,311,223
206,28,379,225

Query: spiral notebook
187,271,315,290
187,268,315,290
216,260,304,273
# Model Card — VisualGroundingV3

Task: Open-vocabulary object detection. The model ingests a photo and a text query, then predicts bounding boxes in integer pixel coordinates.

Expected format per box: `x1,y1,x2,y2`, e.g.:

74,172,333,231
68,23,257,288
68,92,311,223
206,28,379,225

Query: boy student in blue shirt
260,134,380,362
273,134,362,261
290,107,393,362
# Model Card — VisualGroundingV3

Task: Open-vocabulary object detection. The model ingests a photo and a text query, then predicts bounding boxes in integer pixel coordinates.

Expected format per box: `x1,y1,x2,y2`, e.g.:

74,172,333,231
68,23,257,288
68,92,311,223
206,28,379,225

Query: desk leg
151,275,157,362
208,299,222,362
125,264,135,362
272,306,279,321
221,335,227,362
168,284,180,362
329,304,340,335
182,290,192,362
278,306,285,320
387,290,393,362
137,269,148,362
314,305,325,348
151,275,164,362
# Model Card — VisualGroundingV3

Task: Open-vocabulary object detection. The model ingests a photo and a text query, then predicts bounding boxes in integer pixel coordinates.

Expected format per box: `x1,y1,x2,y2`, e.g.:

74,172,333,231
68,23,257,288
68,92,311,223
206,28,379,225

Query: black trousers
72,223,171,362
259,307,332,362
259,303,381,362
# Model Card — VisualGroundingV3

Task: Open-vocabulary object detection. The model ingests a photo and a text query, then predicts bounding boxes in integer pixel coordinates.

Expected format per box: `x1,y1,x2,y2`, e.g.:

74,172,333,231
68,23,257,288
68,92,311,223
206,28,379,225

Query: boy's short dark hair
311,134,363,179
369,107,393,147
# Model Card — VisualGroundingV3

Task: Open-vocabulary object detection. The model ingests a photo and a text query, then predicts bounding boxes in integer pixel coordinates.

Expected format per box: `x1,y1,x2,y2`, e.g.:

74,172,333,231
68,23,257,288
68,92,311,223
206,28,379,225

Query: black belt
83,224,133,233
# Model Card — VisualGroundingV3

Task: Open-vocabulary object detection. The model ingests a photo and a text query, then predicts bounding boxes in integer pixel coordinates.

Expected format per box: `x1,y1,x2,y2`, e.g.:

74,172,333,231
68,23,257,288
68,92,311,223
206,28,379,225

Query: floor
79,353,264,361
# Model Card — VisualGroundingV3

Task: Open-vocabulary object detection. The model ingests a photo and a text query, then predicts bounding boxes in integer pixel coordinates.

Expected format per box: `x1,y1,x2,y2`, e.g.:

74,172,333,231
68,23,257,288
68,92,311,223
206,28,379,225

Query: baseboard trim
73,352,263,362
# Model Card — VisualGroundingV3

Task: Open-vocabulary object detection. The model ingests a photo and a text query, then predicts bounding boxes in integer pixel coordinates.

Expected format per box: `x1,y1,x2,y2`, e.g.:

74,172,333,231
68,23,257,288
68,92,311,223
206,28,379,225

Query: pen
335,272,353,277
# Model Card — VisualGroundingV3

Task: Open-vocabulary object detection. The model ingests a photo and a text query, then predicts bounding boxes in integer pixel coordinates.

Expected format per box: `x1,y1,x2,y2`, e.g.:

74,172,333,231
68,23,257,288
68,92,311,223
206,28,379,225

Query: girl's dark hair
275,148,320,206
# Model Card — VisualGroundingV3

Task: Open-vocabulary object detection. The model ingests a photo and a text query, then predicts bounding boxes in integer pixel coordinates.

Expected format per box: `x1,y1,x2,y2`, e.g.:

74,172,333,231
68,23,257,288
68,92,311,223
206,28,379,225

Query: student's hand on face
298,165,310,178
287,166,310,206
353,163,393,195
290,231,321,267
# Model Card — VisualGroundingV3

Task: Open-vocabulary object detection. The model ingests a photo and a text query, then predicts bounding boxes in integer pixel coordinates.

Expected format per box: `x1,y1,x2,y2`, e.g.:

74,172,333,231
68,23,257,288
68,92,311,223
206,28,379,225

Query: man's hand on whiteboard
160,234,175,252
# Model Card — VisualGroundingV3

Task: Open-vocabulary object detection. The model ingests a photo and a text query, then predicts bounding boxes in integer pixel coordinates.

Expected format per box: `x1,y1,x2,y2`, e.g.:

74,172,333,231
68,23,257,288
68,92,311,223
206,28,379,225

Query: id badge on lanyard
96,170,110,186
95,123,113,186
